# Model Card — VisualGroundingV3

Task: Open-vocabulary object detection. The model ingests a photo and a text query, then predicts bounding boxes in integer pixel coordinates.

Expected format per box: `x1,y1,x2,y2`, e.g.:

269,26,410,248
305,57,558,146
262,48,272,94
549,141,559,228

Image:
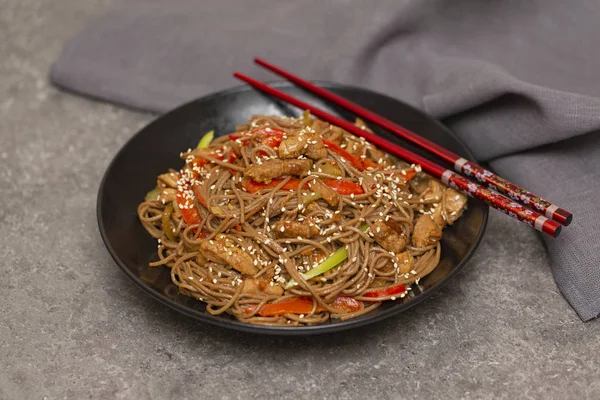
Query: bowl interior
97,82,488,335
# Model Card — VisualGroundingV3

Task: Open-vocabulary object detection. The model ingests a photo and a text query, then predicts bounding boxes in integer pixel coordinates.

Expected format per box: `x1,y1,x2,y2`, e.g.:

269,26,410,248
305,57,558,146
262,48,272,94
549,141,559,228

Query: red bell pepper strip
174,143,241,227
247,297,314,317
230,127,285,147
402,168,417,181
241,178,301,194
363,283,406,299
323,139,365,171
245,296,362,316
176,157,211,225
178,146,243,223
176,186,202,225
261,130,285,148
230,127,285,158
321,179,365,195
362,159,379,169
176,178,207,238
227,150,237,164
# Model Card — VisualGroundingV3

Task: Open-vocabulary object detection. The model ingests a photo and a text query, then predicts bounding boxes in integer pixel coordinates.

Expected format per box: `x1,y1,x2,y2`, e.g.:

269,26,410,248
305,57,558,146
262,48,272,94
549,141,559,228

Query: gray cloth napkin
51,0,600,321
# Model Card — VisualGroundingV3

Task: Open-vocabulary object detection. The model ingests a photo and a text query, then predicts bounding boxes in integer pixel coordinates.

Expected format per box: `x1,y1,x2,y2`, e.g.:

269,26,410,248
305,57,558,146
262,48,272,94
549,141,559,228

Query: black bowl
97,82,488,335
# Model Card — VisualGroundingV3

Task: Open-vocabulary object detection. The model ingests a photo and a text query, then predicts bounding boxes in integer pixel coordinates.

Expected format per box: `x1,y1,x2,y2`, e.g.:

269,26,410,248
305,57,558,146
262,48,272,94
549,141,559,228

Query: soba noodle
137,114,467,326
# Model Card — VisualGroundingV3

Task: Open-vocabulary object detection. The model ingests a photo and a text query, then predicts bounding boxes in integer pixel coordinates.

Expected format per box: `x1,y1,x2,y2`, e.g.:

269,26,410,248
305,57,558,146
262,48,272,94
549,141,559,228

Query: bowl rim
97,81,488,336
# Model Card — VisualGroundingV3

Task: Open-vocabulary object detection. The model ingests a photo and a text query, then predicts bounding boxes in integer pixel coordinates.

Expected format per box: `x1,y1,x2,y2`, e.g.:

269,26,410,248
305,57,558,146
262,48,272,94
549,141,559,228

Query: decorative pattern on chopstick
254,58,573,227
233,72,562,238
453,157,567,222
439,170,559,237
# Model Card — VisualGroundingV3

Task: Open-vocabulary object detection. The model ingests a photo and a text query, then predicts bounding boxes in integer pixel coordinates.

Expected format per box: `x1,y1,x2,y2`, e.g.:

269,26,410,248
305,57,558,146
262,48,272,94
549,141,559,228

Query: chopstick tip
553,225,562,238
556,209,573,226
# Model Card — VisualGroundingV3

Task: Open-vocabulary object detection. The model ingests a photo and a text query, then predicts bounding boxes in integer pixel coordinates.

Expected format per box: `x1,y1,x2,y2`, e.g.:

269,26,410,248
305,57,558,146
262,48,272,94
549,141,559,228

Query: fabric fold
50,0,600,320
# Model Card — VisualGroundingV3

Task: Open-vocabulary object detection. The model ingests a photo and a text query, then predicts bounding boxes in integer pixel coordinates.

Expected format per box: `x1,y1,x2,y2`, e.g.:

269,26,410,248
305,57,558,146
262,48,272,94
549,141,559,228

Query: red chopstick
254,57,573,227
233,72,562,238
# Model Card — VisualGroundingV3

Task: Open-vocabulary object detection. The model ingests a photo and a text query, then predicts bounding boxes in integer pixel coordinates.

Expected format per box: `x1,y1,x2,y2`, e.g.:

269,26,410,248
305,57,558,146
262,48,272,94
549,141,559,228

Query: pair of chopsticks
233,58,573,238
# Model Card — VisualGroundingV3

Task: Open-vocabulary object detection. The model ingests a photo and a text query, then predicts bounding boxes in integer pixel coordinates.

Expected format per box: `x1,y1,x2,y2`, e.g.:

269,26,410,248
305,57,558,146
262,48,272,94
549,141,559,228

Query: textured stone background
1,1,599,399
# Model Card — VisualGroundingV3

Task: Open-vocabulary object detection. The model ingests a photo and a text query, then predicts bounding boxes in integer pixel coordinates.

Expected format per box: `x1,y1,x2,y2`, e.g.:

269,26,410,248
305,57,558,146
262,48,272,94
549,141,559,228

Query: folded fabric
51,0,600,320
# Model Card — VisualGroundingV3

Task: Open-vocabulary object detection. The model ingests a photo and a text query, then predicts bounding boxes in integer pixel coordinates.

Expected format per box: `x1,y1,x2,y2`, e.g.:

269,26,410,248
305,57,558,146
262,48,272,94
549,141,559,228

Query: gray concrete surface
1,1,599,399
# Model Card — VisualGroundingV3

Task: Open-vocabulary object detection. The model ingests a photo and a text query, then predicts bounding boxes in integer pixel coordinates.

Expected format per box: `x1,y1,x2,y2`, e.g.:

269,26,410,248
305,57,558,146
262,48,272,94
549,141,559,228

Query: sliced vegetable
230,127,286,158
362,159,379,169
302,191,322,205
303,247,348,281
319,161,343,176
145,186,161,201
174,145,236,227
302,110,313,127
210,205,225,216
363,283,406,300
176,189,202,226
323,139,365,171
241,178,301,194
197,130,214,149
247,297,314,317
261,130,285,148
284,224,369,289
244,295,361,316
187,155,212,169
176,159,206,226
227,150,238,164
321,179,364,195
285,247,348,290
229,127,285,147
161,203,178,241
